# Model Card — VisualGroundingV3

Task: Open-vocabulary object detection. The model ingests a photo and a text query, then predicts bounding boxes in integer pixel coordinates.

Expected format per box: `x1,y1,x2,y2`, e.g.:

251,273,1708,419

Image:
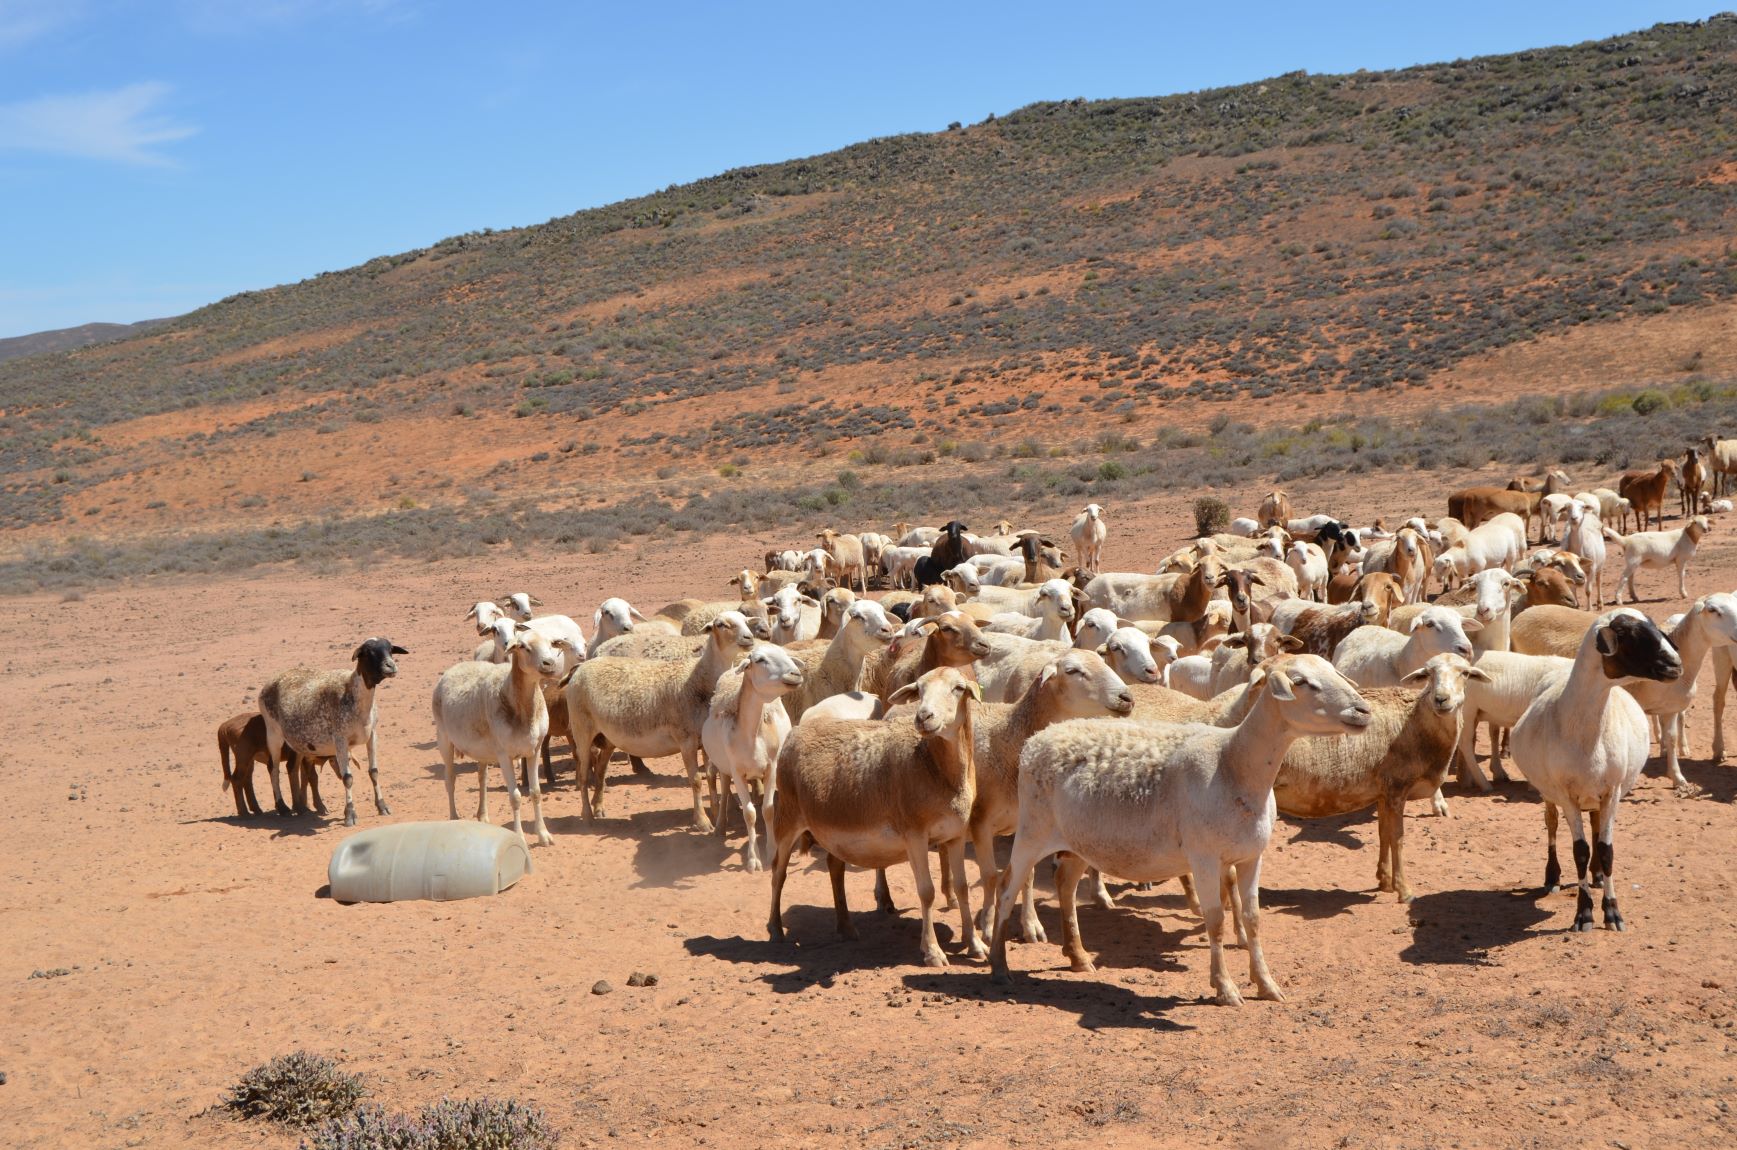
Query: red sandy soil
4,474,1737,1150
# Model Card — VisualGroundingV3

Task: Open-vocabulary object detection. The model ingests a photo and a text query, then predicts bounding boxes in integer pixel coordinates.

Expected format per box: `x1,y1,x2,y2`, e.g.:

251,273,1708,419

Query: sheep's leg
1542,802,1562,893
585,737,614,822
766,810,801,943
947,840,988,961
298,756,328,815
827,851,857,940
1566,806,1595,932
989,834,1048,983
905,833,946,968
1382,795,1413,902
873,868,897,914
496,752,531,851
938,847,957,911
1193,860,1241,1006
1591,801,1625,932
1486,719,1512,783
1088,866,1117,910
1429,786,1450,818
1715,665,1731,763
630,756,651,775
263,740,292,816
365,727,389,816
523,749,553,848
1453,712,1491,790
1663,714,1689,787
1053,852,1094,972
1222,867,1248,948
1376,801,1394,893
970,821,1000,936
1178,873,1202,916
331,743,358,826
679,745,714,833
1235,858,1284,1002
734,776,764,872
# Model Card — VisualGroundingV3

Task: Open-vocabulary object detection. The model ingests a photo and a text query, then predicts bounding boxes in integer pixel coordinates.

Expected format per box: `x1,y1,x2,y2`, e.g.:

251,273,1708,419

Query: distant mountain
0,319,170,364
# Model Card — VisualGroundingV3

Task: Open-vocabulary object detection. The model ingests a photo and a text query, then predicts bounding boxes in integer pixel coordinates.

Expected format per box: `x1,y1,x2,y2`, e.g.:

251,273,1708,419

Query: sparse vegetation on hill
2,16,1736,558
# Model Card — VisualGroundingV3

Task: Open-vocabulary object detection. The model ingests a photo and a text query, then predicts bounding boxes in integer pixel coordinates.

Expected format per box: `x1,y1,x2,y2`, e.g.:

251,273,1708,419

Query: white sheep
1228,516,1262,537
1618,593,1737,787
983,581,1076,642
881,545,928,589
1606,516,1711,604
990,654,1373,1003
702,644,805,872
1509,610,1682,931
1333,605,1478,688
1285,540,1329,601
434,624,564,853
1070,503,1108,574
782,598,898,723
1558,501,1609,607
258,638,408,826
763,583,822,644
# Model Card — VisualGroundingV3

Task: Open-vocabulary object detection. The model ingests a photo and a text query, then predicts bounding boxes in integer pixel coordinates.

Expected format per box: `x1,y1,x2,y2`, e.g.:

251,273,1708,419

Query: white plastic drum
328,821,530,903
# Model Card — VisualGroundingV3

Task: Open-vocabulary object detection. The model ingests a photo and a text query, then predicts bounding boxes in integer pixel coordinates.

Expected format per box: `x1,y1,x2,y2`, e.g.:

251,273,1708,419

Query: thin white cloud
0,0,77,51
176,0,407,36
0,82,198,166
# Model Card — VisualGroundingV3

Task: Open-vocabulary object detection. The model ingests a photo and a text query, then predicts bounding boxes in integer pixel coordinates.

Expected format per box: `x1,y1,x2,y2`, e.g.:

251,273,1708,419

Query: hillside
0,319,169,364
3,15,1737,584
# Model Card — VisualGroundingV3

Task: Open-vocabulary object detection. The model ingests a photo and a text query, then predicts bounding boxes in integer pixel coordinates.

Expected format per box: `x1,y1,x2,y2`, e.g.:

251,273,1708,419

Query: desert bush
307,1097,558,1150
1193,496,1230,537
224,1051,365,1128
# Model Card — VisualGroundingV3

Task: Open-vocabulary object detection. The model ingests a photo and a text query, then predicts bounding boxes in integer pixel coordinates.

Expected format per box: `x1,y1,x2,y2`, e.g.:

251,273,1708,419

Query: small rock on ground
591,980,613,995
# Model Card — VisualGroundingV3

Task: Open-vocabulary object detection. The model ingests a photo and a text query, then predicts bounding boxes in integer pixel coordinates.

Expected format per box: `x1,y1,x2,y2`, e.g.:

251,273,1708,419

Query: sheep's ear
1399,666,1430,684
1223,634,1249,649
887,683,920,704
1461,617,1484,632
914,620,940,635
629,606,647,621
1466,666,1494,683
513,622,532,633
464,605,478,620
1037,663,1058,687
966,680,984,702
799,595,821,608
1247,573,1266,586
392,645,409,655
728,575,742,586
1266,669,1297,700
1595,626,1618,657
1406,616,1424,633
592,608,603,633
529,596,544,606
1280,635,1305,651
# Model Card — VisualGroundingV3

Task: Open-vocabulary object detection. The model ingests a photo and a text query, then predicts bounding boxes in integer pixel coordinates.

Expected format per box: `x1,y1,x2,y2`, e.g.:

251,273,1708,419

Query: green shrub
1631,390,1669,416
1193,496,1230,537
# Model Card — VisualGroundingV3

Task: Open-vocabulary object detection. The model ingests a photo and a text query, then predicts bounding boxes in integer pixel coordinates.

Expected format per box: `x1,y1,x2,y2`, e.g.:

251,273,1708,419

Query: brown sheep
817,528,868,593
1448,486,1541,540
1618,460,1678,532
1257,489,1292,530
1681,448,1709,519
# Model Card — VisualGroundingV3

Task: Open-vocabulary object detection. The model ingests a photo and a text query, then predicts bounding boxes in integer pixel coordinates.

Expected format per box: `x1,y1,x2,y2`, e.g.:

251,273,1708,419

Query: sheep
1558,501,1610,608
990,654,1372,1002
1257,489,1292,529
1360,527,1432,604
562,610,757,829
881,545,928,589
1070,503,1108,575
913,520,970,587
1140,600,1233,657
1014,532,1067,584
1712,497,1735,514
258,637,408,826
702,644,805,871
964,552,1029,586
1272,653,1487,901
897,525,941,548
1272,599,1381,659
496,592,541,621
1228,516,1261,537
434,624,564,852
765,548,803,573
1618,460,1677,532
762,583,823,644
767,666,988,967
1440,512,1526,582
1332,605,1478,689
1208,623,1304,696
817,528,868,593
971,577,1085,621
983,580,1076,642
1285,540,1329,601
1322,569,1404,622
1165,654,1217,700
1083,560,1218,623
1509,610,1682,931
1097,627,1180,687
1681,448,1709,518
914,582,997,624
472,617,514,664
811,587,857,640
782,599,898,724
680,597,773,637
1605,515,1710,604
1700,435,1737,497
465,600,507,632
1509,604,1602,658
218,712,277,817
1616,593,1737,787
962,650,1135,941
858,532,890,576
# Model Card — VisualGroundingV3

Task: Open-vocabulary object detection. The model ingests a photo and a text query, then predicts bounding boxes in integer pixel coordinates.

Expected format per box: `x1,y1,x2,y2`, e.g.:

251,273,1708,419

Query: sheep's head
744,643,805,693
1097,626,1165,685
1407,605,1477,660
1694,593,1737,648
1038,650,1133,718
1401,652,1488,716
508,625,564,678
1038,579,1076,621
1261,654,1372,735
352,637,408,688
466,600,504,635
918,584,959,618
503,592,539,621
1467,569,1517,624
1593,609,1681,684
845,599,898,644
592,598,641,642
888,666,980,739
712,611,758,651
917,612,992,662
1521,568,1579,610
943,564,981,594
1071,607,1121,651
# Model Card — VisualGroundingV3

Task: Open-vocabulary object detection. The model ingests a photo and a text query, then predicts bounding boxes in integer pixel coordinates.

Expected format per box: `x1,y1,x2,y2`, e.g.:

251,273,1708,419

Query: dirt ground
4,474,1737,1150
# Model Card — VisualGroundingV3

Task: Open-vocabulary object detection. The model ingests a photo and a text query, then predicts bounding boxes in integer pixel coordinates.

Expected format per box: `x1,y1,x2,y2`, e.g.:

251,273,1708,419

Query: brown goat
1680,447,1708,519
1618,460,1677,532
1257,490,1292,530
1449,486,1542,541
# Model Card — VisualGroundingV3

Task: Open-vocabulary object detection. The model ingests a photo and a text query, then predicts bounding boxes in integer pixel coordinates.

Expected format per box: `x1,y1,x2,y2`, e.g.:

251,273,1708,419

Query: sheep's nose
782,671,803,687
1115,692,1134,714
1455,642,1472,658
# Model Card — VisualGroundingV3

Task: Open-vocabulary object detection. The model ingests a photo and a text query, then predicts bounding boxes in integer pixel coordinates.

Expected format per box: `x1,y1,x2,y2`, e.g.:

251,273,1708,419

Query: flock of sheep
213,442,1737,1006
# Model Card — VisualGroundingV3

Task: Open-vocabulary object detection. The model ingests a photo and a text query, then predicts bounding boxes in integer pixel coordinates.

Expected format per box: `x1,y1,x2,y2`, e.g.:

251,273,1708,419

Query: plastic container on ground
328,820,530,903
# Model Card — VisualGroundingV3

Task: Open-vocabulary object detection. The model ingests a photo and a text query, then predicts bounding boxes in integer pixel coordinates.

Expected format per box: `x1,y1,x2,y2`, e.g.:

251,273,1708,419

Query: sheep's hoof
1214,984,1245,1007
966,940,990,962
343,806,358,827
274,803,292,817
1067,954,1096,974
1017,920,1048,945
536,831,554,847
692,817,715,834
1255,983,1287,1003
1092,892,1119,911
745,859,763,874
376,801,392,815
838,921,859,941
920,949,949,969
990,966,1014,986
630,757,651,775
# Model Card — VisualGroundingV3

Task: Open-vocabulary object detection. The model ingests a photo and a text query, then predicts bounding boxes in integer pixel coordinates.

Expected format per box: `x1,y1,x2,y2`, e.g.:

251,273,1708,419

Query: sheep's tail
219,737,233,792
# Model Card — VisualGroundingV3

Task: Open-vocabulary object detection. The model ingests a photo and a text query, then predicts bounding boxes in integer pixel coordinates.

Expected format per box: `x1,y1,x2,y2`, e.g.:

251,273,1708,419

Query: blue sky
0,1,1717,338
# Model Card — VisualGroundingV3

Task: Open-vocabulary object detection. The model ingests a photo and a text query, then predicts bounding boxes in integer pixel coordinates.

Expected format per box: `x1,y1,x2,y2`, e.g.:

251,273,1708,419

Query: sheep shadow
1280,809,1368,850
932,970,1194,1031
1258,885,1375,921
182,811,329,838
685,906,982,991
1398,887,1556,965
